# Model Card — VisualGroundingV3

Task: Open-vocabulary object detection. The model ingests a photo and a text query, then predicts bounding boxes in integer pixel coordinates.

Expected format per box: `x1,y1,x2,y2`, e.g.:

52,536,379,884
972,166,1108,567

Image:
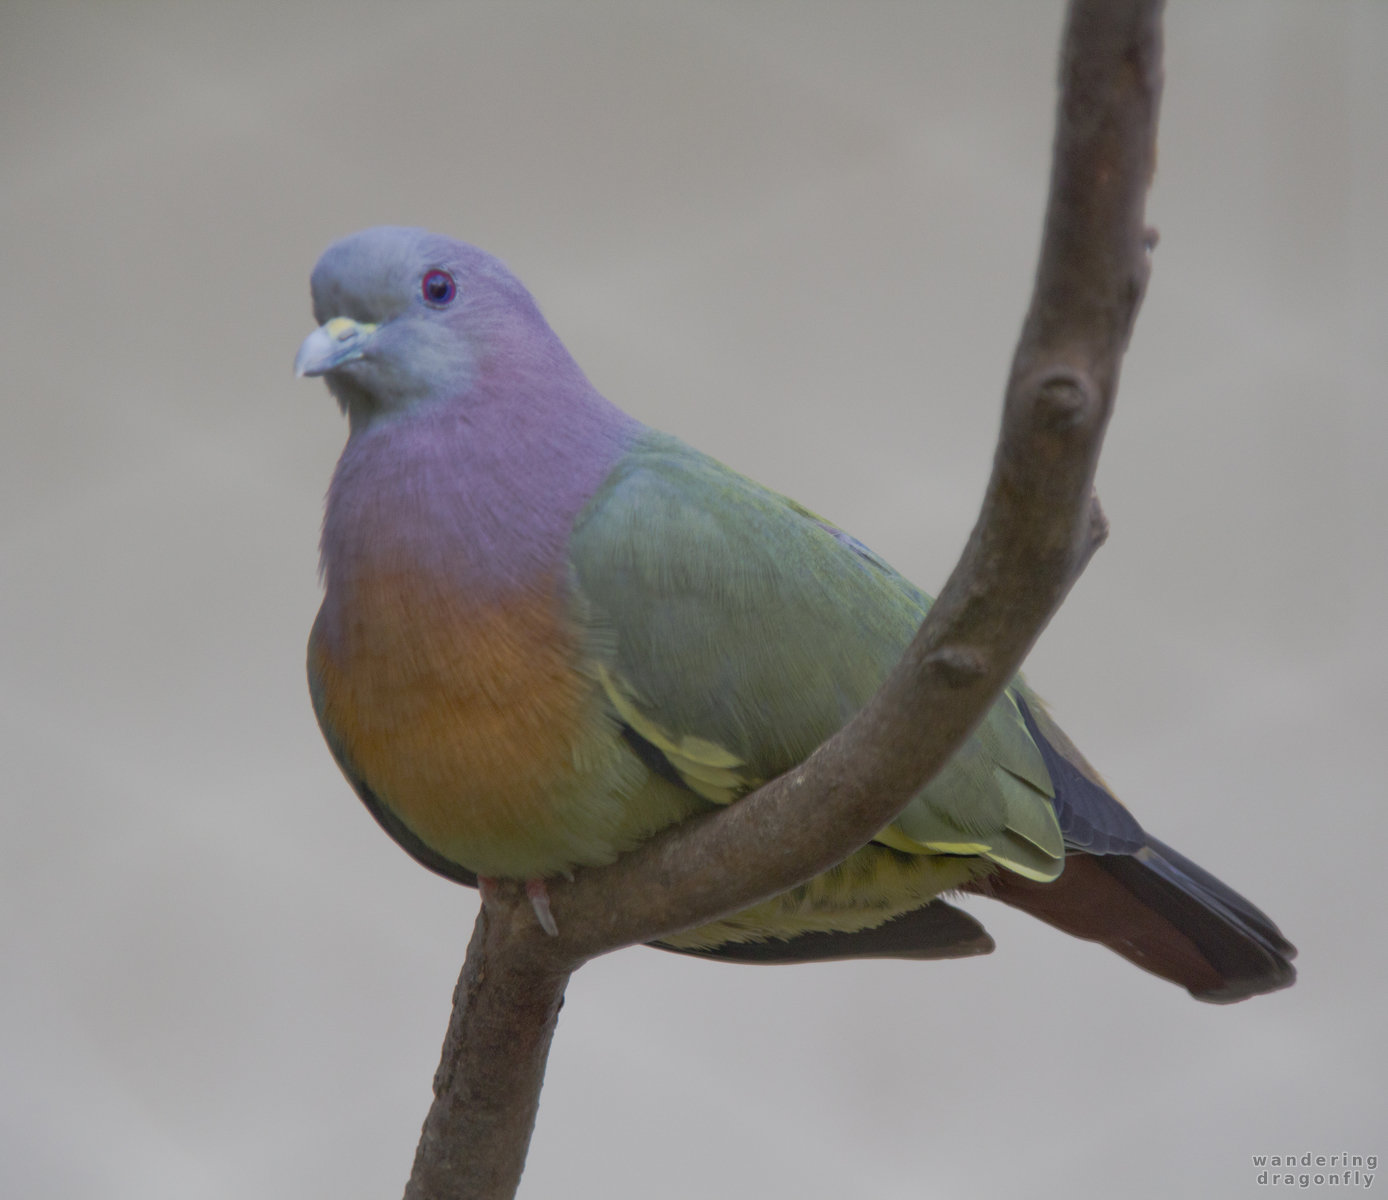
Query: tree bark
404,1,1164,1195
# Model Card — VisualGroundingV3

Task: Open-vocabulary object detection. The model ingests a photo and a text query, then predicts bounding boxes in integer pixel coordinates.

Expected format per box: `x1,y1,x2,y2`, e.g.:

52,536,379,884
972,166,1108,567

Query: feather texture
301,226,1296,1000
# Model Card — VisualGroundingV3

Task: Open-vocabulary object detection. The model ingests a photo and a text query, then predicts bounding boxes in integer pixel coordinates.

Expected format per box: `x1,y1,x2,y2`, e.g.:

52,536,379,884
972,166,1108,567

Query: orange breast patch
310,567,595,871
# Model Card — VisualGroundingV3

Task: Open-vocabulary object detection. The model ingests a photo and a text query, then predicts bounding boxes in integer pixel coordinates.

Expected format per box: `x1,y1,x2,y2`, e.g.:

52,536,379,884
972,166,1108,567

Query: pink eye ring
422,268,457,306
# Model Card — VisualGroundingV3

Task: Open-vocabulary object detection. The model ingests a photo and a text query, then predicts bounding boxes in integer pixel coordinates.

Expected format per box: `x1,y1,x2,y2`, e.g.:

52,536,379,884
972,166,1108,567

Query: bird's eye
422,269,457,306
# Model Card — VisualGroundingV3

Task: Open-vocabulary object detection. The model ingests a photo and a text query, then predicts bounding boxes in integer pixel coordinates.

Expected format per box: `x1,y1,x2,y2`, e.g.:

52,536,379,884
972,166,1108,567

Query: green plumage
567,430,1064,947
303,227,1295,997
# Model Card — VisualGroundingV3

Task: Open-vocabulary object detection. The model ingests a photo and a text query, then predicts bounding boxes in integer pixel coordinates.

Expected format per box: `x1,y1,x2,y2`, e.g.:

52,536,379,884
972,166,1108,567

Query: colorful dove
297,226,1295,1001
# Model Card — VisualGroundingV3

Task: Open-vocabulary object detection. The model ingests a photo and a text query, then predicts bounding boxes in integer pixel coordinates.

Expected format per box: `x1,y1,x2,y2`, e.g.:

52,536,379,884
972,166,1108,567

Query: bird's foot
476,876,559,936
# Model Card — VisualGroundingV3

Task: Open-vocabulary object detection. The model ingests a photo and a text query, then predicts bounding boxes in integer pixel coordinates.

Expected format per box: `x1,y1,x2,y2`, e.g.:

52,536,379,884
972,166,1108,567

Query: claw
476,876,559,936
526,878,559,937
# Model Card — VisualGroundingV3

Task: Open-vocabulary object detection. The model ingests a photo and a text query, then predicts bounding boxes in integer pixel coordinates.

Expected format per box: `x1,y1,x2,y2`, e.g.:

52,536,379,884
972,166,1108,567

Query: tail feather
1001,692,1297,1001
968,842,1297,1002
1133,835,1295,958
1095,837,1296,1001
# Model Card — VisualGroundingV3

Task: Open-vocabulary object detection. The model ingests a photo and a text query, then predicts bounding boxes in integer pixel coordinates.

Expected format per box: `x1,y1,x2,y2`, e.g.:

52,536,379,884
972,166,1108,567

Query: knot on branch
1085,491,1110,553
923,645,989,688
1033,371,1097,432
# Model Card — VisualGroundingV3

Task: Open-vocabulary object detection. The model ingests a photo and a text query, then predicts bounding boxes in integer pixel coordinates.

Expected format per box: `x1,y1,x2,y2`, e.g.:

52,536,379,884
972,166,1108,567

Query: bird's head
296,226,568,426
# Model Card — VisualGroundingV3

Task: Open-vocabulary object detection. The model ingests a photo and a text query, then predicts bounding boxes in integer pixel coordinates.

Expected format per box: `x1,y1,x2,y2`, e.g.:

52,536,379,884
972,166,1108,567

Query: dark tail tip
1096,836,1296,1003
970,839,1296,1003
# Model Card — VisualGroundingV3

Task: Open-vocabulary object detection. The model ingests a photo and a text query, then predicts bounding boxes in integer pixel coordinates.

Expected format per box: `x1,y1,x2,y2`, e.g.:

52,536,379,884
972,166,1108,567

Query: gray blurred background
3,3,1384,1198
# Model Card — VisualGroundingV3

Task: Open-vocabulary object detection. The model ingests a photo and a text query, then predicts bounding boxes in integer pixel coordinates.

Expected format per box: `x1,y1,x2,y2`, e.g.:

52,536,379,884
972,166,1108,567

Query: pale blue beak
295,317,380,377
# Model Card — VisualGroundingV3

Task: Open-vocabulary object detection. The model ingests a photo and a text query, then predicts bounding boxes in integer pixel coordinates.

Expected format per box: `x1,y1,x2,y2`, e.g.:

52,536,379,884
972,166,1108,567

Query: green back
568,431,1065,881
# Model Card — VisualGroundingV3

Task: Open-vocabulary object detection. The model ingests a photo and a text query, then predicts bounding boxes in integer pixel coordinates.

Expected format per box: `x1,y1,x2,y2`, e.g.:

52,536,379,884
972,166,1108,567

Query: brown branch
403,1,1164,1195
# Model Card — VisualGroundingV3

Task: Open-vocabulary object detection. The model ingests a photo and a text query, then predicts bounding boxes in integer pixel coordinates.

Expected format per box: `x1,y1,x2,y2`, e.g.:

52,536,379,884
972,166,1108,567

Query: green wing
568,430,1065,882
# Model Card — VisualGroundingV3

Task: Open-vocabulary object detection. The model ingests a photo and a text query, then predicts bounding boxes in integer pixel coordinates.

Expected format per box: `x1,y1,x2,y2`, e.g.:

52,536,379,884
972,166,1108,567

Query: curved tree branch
403,2,1164,1196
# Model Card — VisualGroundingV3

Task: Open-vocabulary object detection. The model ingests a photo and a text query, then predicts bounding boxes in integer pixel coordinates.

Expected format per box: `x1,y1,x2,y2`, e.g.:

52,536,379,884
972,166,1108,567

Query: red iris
422,269,457,306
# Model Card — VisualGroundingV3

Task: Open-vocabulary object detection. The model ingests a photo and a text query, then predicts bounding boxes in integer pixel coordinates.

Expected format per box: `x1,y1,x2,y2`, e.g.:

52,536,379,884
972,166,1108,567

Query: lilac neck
319,373,640,624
